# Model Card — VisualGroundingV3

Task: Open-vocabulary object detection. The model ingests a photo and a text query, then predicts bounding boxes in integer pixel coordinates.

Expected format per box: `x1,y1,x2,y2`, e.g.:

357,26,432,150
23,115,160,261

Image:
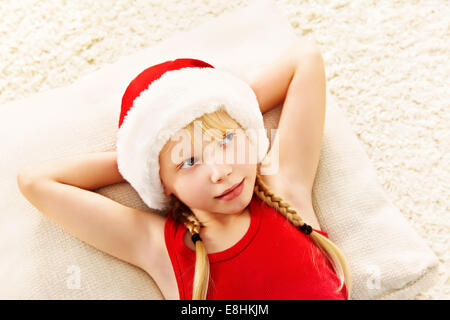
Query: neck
192,207,250,234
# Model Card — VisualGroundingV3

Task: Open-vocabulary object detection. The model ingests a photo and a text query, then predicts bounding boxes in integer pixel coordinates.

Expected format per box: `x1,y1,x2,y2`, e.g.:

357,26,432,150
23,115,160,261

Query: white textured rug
1,0,448,299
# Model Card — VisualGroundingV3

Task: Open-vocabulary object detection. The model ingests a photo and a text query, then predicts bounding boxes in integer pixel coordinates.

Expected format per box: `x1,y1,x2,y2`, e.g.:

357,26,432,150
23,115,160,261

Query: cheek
173,176,209,200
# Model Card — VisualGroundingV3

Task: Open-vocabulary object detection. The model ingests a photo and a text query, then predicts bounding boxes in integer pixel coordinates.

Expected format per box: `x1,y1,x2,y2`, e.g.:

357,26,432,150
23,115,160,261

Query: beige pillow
1,0,439,299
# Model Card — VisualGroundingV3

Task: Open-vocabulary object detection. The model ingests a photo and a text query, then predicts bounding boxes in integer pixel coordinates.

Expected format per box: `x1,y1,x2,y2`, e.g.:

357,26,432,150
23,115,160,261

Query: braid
167,173,351,300
170,195,201,233
253,173,310,232
169,195,210,300
254,172,351,297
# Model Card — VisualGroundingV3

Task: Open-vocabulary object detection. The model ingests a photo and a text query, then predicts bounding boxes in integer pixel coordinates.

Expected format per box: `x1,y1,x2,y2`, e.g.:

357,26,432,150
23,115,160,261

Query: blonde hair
167,108,352,300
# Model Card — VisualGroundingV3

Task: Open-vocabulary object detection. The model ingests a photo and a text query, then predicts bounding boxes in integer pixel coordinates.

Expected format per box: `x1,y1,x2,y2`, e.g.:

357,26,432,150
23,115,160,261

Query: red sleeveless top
164,194,348,300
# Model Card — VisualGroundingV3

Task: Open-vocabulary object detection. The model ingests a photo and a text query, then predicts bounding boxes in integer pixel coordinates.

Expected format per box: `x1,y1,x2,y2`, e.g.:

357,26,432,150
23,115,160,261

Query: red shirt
164,194,348,300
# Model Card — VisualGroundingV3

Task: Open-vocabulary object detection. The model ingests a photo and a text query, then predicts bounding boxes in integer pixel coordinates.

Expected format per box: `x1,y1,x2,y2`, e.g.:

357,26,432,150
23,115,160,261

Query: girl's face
159,127,258,217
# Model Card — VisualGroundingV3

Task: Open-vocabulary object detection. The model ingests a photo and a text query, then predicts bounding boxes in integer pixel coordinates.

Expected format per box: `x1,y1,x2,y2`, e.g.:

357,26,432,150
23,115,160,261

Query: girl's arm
17,151,165,276
250,39,326,196
249,39,326,230
18,151,126,191
249,38,321,114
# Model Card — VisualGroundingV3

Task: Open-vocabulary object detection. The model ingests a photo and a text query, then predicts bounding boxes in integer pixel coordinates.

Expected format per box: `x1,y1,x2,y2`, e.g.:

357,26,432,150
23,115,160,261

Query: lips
215,178,244,198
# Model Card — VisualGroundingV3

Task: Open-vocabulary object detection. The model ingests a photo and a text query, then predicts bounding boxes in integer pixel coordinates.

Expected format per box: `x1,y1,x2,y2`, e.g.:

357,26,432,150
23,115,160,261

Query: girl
17,39,351,300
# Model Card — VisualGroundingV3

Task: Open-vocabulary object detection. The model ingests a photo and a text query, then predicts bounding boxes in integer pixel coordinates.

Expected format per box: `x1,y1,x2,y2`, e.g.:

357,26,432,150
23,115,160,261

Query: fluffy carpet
1,0,448,299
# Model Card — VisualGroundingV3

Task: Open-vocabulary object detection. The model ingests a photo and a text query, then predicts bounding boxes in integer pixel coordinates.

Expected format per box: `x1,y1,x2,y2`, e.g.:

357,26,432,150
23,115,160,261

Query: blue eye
180,157,198,169
220,132,235,147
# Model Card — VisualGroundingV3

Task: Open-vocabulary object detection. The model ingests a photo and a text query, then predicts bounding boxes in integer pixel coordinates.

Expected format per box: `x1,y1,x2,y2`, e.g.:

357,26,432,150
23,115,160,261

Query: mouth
215,178,245,201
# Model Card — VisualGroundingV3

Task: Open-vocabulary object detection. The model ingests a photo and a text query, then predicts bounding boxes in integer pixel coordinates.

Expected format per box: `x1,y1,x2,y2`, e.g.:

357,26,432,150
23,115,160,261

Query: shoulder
257,172,322,231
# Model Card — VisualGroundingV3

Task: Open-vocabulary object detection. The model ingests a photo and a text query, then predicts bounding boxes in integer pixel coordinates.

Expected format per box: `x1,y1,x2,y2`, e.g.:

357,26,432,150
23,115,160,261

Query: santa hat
116,58,269,214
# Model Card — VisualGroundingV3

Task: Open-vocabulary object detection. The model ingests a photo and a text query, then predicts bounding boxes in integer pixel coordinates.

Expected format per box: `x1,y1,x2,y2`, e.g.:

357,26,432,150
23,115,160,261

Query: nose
202,139,233,182
208,162,232,183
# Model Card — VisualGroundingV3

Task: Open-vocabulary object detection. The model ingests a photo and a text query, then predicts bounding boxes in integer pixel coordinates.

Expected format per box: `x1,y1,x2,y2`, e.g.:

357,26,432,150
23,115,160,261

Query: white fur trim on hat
116,67,269,214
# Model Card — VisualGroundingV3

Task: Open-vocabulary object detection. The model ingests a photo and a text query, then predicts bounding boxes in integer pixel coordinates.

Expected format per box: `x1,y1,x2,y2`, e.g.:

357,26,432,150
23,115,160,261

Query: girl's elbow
17,171,35,194
17,168,46,194
295,39,323,59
